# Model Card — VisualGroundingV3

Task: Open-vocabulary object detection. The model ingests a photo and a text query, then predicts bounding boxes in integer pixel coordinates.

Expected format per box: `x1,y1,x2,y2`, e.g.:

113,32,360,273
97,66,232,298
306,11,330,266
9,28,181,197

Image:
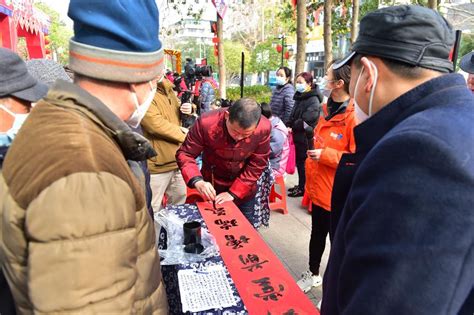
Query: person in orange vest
297,60,356,293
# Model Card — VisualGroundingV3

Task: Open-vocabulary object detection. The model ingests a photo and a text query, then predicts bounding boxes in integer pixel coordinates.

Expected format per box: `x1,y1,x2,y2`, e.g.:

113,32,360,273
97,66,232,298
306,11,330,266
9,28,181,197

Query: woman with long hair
287,72,323,197
297,61,356,292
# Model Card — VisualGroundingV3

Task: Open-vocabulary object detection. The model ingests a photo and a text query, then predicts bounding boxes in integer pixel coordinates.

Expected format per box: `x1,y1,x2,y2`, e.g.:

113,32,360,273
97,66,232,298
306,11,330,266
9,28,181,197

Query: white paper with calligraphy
178,265,237,313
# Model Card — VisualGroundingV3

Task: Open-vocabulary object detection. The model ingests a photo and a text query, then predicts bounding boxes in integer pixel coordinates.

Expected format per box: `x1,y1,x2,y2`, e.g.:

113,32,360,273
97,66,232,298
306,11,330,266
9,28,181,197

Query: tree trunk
295,0,307,76
350,0,359,45
323,0,333,70
428,0,437,10
217,14,226,99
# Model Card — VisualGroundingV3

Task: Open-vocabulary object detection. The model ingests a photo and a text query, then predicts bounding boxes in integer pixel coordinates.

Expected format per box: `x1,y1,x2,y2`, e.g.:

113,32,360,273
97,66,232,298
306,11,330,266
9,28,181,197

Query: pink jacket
270,116,290,177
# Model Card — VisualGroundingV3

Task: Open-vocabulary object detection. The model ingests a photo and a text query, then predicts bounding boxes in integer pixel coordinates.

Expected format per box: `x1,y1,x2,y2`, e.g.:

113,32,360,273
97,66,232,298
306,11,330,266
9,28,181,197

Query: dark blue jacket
0,144,16,315
0,145,7,169
322,74,474,315
269,83,295,124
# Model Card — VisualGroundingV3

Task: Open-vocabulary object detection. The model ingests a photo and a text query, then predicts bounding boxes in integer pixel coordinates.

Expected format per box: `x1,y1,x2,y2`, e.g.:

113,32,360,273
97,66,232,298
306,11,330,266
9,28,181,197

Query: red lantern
284,51,290,59
276,44,283,53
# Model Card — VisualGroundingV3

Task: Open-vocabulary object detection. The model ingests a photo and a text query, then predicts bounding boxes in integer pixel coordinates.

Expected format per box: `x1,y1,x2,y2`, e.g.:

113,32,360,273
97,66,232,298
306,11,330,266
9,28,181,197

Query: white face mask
126,81,156,128
319,78,329,97
322,88,332,98
0,104,29,141
353,61,378,124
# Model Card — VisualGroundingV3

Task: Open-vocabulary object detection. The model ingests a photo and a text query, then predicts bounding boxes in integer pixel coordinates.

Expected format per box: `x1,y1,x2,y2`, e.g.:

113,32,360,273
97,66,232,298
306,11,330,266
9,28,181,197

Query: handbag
286,132,296,174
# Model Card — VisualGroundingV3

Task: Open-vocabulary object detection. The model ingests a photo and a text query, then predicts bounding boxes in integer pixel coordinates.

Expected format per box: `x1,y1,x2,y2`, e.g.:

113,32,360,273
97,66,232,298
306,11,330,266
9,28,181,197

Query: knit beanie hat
67,0,163,83
26,59,72,87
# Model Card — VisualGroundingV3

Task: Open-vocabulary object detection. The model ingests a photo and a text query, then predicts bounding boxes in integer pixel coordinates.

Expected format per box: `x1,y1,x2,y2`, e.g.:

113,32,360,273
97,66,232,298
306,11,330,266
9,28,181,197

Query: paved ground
259,173,331,308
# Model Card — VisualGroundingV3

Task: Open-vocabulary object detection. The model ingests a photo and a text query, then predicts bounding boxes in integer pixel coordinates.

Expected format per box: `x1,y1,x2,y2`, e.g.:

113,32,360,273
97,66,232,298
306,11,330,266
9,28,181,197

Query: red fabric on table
197,201,319,315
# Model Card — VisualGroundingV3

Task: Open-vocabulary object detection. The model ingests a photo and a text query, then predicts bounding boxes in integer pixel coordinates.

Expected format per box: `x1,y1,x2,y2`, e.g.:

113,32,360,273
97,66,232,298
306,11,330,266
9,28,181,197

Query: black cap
0,48,48,102
460,52,474,74
334,5,455,73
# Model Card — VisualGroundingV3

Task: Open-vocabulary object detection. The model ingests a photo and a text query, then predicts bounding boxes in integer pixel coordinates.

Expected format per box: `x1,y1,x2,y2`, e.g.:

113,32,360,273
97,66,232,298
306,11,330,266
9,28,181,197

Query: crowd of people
0,0,473,314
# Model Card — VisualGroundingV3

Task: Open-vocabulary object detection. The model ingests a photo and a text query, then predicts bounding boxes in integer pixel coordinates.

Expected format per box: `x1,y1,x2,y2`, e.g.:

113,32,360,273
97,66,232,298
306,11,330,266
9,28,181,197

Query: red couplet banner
197,201,320,315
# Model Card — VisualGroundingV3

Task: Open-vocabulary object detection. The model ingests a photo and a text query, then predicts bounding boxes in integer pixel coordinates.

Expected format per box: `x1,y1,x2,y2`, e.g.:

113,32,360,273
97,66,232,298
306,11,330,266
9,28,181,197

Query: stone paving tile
259,173,331,310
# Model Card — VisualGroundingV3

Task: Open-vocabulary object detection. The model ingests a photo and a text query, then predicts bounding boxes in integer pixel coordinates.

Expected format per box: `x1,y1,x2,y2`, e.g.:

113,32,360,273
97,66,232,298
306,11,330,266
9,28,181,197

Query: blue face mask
295,83,306,93
0,105,29,146
276,76,287,86
0,134,12,147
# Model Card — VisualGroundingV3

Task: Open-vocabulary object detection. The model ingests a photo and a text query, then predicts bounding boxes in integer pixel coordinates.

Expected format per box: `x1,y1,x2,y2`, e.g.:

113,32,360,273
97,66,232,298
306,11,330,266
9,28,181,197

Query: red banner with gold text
197,201,319,315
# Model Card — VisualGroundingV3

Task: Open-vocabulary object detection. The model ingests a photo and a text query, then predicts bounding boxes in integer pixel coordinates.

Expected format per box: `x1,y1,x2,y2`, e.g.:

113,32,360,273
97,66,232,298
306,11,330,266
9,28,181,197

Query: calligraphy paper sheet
178,265,237,313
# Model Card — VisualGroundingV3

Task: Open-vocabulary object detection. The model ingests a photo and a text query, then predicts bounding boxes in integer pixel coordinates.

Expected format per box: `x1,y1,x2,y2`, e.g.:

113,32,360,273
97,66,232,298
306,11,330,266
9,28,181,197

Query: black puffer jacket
287,86,323,161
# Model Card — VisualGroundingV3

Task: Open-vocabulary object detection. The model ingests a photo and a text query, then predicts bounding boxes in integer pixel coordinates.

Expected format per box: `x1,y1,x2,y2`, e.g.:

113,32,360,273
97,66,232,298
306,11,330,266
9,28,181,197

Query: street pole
217,13,226,99
240,52,244,98
451,30,462,72
281,35,285,67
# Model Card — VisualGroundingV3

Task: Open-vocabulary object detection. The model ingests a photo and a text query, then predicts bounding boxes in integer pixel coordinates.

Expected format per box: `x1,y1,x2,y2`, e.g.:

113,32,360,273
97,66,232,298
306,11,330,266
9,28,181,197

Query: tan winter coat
0,81,168,314
141,79,186,174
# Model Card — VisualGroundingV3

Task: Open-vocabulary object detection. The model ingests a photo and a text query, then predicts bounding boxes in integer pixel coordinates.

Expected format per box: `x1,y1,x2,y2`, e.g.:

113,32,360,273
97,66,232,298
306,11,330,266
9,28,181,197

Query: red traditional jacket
176,109,271,202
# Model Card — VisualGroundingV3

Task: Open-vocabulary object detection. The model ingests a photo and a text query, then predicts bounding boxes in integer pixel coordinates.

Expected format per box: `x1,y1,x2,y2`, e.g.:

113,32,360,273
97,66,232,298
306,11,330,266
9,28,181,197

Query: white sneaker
297,270,322,293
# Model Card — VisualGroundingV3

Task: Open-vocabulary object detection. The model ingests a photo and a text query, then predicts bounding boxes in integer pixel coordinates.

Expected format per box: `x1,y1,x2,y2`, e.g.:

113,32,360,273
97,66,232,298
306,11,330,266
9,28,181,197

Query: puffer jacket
269,83,295,124
269,116,289,177
305,100,356,211
176,109,271,202
287,87,323,161
199,79,216,113
141,78,186,174
0,81,168,314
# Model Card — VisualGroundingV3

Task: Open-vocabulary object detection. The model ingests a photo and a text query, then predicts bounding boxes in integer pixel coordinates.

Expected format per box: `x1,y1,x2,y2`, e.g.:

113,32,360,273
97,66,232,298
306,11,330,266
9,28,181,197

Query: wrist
227,190,237,200
188,176,204,188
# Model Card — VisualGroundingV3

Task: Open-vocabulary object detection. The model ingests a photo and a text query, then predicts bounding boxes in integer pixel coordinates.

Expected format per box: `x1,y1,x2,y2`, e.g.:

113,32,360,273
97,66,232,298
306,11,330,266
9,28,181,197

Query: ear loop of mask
130,81,154,108
0,105,15,117
353,67,364,107
368,60,378,116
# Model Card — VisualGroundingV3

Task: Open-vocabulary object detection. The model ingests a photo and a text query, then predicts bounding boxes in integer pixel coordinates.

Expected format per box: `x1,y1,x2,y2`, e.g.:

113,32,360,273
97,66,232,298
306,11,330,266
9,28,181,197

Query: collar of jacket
293,86,323,102
44,80,157,162
353,73,468,153
157,78,174,95
270,116,288,136
276,83,292,91
324,98,351,121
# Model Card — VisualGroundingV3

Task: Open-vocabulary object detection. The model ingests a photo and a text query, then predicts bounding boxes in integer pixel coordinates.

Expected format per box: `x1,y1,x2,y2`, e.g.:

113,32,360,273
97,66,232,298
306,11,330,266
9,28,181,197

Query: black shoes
288,186,304,197
288,185,299,193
